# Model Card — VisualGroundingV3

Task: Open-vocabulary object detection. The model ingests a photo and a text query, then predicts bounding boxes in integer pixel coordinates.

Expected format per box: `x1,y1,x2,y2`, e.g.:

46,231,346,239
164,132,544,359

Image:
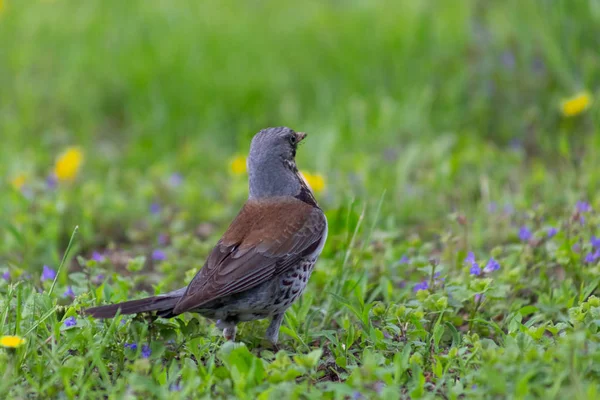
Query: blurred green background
1,0,599,269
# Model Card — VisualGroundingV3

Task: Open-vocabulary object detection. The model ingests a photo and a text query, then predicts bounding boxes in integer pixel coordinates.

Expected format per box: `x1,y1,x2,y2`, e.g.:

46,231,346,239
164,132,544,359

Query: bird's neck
248,158,318,207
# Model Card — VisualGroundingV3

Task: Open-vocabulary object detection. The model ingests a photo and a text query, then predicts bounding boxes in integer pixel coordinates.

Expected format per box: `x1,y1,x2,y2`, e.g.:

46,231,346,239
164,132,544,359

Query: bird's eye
289,135,296,145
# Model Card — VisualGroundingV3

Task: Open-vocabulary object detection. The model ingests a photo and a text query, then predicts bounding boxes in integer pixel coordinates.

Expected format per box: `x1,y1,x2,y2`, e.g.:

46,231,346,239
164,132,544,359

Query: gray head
247,127,307,199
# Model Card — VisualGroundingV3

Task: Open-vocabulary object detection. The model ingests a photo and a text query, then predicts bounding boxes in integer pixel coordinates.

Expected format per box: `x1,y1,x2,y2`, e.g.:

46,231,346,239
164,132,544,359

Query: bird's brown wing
172,197,326,314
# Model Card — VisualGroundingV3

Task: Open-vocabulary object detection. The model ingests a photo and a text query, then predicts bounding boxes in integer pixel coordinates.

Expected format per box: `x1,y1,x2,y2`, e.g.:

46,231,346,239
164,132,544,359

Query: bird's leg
217,319,237,341
265,312,285,347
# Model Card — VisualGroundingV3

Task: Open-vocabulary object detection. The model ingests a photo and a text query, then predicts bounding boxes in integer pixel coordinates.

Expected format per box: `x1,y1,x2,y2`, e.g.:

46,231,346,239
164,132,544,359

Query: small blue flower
472,384,478,390
487,202,497,213
591,236,600,250
150,203,161,214
518,226,532,242
169,383,182,392
465,252,476,264
547,227,558,238
141,344,151,358
124,342,138,351
92,251,105,262
470,264,482,276
152,250,167,261
158,233,169,246
2,271,9,281
169,173,183,187
474,294,484,303
484,258,500,273
41,265,56,282
63,316,77,328
398,255,409,264
63,286,75,298
576,201,592,213
46,174,57,190
413,281,429,292
584,251,600,264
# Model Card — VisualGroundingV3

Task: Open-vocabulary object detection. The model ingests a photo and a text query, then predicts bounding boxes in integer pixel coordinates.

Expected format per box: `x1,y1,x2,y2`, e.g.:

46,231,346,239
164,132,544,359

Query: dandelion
41,265,56,282
547,227,558,238
413,281,429,292
152,249,166,261
141,344,151,358
301,172,326,193
0,335,26,348
63,286,75,298
519,226,532,242
54,147,84,182
561,92,592,117
229,155,247,175
63,317,77,328
10,174,26,191
484,258,500,273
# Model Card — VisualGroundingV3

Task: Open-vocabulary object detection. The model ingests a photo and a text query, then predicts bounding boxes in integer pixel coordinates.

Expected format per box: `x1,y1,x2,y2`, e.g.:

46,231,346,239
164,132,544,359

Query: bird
85,127,328,345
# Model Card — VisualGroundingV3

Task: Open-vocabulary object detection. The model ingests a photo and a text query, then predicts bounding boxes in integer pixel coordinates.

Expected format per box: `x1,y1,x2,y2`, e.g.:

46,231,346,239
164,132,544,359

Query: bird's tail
84,294,182,319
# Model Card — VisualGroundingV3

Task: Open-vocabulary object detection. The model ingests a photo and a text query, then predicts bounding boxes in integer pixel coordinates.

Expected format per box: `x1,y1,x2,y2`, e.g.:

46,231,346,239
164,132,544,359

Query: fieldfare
85,127,328,345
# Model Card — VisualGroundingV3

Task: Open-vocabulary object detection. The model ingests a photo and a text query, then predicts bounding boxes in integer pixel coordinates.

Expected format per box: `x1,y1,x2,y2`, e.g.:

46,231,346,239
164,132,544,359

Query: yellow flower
54,147,84,182
229,155,247,175
301,172,326,193
10,174,26,190
0,335,26,348
561,91,593,117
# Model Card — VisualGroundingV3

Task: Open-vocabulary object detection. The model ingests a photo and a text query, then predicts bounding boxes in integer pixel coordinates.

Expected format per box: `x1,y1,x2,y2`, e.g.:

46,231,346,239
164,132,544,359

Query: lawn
1,0,600,398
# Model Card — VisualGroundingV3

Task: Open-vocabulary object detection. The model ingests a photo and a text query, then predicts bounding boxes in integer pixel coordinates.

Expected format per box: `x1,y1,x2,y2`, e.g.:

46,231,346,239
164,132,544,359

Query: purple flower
91,251,105,262
169,173,183,187
580,215,586,226
169,383,182,392
474,294,485,303
484,258,500,273
591,236,600,250
63,286,75,298
472,384,478,390
470,264,482,276
141,344,151,358
547,227,558,238
150,203,161,214
93,274,105,285
518,226,532,242
487,202,498,213
2,271,9,281
584,251,600,264
124,342,138,351
413,281,429,292
503,204,515,215
465,252,476,264
572,243,581,253
576,201,592,213
63,316,77,328
41,265,56,282
120,318,127,325
152,249,167,261
46,174,57,190
158,233,169,246
501,50,515,70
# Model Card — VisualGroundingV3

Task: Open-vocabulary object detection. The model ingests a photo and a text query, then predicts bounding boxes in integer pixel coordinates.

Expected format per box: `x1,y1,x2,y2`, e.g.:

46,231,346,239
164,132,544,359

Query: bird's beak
296,132,307,143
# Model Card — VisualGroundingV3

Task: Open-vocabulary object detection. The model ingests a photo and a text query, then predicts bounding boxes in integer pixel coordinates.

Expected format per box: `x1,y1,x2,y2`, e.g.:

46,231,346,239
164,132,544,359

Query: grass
1,0,600,398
